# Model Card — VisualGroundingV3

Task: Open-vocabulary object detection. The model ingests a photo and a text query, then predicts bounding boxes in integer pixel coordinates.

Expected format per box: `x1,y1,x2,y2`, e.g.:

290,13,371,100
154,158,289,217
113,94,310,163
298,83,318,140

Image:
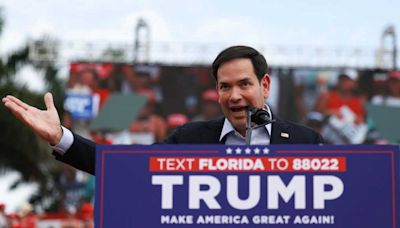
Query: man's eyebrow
218,76,252,85
238,78,251,82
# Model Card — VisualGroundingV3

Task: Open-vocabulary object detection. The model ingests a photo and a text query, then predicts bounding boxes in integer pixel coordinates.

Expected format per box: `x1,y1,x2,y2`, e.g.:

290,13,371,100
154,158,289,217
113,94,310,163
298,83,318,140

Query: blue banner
95,145,400,227
64,93,99,120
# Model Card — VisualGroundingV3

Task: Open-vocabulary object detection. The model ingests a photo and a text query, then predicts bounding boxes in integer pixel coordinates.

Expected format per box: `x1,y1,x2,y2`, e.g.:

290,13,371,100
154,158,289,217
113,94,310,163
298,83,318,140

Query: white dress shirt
219,105,272,145
50,126,73,155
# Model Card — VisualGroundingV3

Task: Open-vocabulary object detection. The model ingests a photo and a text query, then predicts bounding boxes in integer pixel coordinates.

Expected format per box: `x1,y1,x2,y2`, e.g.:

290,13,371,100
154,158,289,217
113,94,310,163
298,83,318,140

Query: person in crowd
313,72,369,144
192,89,223,121
7,213,20,228
371,70,400,107
2,45,323,175
314,72,366,124
77,201,94,228
129,88,167,143
119,64,158,94
18,203,36,228
67,68,99,94
304,111,327,135
166,113,189,135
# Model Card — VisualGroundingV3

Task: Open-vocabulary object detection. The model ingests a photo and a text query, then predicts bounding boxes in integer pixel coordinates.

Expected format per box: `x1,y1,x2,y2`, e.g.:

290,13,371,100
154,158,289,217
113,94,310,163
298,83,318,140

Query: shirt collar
219,104,273,142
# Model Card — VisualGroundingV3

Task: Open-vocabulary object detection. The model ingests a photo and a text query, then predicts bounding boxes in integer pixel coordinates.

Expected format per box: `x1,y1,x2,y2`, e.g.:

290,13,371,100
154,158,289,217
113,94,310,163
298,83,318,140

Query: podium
95,145,400,227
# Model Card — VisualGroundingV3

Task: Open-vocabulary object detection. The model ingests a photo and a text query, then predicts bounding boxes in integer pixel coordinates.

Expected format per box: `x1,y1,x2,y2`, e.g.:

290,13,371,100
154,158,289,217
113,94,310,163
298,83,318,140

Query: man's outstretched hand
2,92,63,145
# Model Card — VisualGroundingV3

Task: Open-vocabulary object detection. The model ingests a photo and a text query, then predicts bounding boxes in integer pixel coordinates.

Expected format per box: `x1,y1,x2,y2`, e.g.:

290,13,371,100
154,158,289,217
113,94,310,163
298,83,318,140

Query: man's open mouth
230,106,247,112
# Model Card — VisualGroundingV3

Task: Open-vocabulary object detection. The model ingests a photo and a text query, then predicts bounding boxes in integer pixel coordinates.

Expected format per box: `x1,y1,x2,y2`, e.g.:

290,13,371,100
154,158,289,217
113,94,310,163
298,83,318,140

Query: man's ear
261,74,271,99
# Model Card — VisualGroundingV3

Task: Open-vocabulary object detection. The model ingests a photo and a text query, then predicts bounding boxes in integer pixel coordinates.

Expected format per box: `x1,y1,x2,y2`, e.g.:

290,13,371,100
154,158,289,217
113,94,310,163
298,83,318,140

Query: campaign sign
95,145,400,228
64,93,99,120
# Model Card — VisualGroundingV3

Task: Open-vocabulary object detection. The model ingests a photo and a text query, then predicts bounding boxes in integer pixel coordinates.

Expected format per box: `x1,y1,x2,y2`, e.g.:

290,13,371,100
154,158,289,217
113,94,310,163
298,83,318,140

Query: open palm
2,92,62,145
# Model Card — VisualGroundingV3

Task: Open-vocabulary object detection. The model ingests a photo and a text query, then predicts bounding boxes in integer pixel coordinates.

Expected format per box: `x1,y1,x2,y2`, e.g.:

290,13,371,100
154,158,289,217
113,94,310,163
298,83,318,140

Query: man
164,46,323,145
315,72,366,124
3,45,323,175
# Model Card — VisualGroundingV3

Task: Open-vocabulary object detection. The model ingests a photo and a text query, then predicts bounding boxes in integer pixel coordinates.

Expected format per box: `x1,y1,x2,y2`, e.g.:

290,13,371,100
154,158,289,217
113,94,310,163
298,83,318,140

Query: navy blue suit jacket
54,117,323,175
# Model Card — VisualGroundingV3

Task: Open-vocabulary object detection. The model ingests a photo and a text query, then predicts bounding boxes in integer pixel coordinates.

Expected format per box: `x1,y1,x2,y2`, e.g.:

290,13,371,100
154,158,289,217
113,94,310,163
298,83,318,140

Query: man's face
216,58,270,135
338,77,356,94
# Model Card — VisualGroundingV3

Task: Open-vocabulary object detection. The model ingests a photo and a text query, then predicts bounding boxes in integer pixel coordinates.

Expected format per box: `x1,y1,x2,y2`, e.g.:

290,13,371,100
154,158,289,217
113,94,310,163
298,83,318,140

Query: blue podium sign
95,145,400,228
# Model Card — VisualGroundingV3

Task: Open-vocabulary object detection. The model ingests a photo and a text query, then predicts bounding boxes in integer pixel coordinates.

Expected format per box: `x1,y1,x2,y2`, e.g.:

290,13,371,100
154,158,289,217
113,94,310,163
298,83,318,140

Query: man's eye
219,84,229,90
241,81,251,87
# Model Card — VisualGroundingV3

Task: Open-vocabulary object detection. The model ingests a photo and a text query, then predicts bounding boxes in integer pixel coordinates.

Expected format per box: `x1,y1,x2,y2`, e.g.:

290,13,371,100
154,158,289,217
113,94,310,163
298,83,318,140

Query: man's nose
229,87,242,103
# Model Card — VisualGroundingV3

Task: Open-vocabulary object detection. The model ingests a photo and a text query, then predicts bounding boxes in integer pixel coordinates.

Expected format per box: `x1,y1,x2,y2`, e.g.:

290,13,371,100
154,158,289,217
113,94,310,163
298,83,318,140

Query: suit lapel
205,117,225,144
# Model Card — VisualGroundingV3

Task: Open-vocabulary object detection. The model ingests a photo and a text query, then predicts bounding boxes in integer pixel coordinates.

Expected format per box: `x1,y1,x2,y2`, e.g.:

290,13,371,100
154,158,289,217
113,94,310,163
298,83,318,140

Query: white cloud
27,19,57,38
0,171,38,214
14,66,46,93
0,31,27,55
192,17,268,45
122,9,173,43
54,9,172,45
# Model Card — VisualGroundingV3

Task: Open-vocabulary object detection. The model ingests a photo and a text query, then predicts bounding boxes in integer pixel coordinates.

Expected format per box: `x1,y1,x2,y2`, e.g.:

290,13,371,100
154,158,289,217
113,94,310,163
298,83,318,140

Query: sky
0,0,399,90
1,0,398,47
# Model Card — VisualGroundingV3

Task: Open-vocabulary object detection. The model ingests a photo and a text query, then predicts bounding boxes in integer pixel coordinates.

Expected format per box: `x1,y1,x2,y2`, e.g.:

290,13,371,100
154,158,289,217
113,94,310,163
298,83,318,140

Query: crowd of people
301,69,399,144
0,201,93,228
64,63,224,145
64,63,400,146
2,51,399,227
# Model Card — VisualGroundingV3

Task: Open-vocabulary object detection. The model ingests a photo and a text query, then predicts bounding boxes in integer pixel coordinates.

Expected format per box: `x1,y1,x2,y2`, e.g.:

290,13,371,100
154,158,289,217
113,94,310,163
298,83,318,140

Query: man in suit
164,46,322,145
3,45,323,175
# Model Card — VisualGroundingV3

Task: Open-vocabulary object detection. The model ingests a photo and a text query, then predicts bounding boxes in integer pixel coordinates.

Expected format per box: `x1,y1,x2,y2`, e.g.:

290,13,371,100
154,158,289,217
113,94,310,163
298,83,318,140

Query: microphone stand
245,108,253,144
245,107,275,145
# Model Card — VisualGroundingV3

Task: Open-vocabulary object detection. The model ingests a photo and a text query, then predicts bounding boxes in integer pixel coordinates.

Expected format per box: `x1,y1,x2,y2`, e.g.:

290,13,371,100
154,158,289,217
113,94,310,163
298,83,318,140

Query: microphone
247,107,274,126
245,106,274,144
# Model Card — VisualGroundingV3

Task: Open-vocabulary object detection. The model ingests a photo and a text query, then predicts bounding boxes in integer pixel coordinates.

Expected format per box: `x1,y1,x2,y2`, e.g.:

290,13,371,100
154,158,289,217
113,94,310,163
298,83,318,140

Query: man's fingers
4,100,29,122
4,95,30,111
44,92,55,110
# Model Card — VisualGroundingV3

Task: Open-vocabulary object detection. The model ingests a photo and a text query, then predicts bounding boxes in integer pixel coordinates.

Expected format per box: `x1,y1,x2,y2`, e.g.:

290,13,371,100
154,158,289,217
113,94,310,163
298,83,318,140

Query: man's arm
53,132,96,175
3,93,96,174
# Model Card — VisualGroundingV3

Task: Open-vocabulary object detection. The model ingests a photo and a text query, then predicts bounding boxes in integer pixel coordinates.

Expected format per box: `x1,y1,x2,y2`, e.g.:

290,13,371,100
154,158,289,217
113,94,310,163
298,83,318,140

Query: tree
0,7,65,211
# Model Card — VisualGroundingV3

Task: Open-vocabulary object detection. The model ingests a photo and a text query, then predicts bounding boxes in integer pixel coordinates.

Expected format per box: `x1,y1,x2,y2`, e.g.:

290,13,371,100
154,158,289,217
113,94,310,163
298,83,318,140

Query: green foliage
0,7,3,36
0,9,66,211
0,85,48,179
0,46,30,85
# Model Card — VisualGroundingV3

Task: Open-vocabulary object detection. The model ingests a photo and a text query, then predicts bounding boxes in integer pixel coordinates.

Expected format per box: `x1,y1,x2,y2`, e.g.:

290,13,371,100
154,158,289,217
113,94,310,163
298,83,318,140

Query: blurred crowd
292,68,400,144
64,63,400,146
2,63,398,227
64,63,224,145
0,200,93,228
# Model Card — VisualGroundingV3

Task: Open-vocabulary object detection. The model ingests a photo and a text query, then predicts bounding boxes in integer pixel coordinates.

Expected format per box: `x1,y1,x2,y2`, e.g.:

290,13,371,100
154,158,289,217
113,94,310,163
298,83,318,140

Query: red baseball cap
202,89,219,102
167,113,189,128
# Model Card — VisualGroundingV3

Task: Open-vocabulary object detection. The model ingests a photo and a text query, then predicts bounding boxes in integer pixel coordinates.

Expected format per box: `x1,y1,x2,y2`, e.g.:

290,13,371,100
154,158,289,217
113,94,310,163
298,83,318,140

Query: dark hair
211,45,268,81
338,74,352,81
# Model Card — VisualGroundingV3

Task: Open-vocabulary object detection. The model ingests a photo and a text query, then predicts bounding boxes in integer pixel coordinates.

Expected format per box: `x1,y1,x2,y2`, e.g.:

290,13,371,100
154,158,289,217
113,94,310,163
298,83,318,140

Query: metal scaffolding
28,25,398,69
